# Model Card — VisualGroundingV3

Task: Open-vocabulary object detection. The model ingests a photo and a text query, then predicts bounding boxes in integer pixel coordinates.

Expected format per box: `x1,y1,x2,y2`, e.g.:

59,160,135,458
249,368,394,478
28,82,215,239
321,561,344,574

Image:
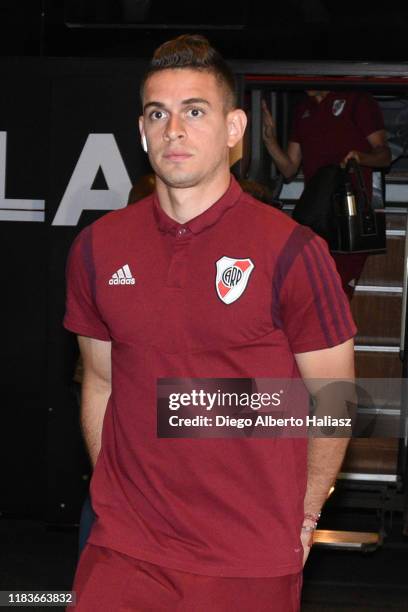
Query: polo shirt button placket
166,227,191,288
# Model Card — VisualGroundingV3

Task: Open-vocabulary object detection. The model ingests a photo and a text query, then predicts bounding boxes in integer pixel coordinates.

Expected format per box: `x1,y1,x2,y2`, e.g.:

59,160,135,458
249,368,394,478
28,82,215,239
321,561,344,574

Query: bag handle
345,158,372,217
344,158,378,236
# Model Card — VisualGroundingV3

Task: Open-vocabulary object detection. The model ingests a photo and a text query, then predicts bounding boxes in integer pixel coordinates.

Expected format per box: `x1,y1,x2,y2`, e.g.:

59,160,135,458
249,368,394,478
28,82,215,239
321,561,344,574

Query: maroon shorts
70,544,302,611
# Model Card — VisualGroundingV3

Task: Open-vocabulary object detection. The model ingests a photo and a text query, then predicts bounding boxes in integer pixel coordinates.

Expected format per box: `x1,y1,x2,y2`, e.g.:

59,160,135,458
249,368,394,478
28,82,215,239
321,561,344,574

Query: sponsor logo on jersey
301,109,310,119
332,99,346,116
109,264,135,285
215,257,254,304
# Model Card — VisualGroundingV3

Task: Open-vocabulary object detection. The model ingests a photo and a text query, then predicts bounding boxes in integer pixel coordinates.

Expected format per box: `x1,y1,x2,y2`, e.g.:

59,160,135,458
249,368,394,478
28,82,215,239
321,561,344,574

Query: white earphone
141,134,148,153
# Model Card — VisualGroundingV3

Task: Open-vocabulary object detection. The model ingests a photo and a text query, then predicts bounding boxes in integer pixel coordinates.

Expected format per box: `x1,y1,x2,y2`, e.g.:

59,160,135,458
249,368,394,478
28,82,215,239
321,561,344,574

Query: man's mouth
163,151,193,162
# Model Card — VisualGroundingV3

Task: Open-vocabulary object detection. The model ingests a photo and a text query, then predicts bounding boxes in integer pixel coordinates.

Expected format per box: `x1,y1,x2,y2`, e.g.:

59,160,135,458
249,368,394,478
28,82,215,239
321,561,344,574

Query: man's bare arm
295,338,355,563
78,335,112,467
343,129,392,168
261,100,302,179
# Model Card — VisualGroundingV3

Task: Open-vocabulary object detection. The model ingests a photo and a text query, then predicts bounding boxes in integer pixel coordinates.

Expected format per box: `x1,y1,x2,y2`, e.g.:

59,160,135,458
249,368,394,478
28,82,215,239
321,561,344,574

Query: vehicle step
313,529,382,551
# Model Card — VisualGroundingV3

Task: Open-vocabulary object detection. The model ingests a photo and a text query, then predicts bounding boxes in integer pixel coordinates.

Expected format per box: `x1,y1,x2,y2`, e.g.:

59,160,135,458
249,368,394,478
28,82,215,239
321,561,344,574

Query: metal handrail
399,213,408,360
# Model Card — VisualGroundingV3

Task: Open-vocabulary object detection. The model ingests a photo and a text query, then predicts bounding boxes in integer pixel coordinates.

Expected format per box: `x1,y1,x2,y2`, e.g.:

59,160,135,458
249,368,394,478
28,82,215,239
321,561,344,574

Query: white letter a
52,134,132,226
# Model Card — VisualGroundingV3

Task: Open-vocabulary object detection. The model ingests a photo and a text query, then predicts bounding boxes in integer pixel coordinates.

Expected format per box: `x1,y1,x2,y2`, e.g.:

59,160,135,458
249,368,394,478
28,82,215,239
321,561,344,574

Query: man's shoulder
293,96,311,118
238,190,296,231
94,194,154,231
338,90,376,108
236,191,317,255
70,195,154,259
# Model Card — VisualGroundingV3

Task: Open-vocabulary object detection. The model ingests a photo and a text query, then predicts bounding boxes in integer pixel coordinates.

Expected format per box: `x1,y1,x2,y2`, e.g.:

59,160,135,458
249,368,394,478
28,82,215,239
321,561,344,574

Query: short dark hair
140,34,237,110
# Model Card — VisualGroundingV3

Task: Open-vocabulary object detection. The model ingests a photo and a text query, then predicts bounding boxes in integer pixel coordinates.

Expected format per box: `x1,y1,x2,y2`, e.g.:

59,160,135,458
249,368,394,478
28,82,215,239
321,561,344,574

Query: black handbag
292,160,386,254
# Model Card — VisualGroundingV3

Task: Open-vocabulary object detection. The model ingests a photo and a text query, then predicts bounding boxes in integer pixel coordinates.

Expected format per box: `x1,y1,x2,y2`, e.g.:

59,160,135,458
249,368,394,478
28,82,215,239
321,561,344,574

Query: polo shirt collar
153,175,242,236
308,91,336,109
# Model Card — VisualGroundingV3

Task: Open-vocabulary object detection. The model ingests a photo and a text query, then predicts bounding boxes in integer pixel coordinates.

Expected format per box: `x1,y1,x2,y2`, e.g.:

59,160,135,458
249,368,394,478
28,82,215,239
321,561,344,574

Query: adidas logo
109,264,135,285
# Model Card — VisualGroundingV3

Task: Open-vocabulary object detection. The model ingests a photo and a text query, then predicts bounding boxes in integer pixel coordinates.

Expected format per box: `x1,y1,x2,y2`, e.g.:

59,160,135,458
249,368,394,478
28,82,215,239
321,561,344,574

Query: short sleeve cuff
63,316,111,342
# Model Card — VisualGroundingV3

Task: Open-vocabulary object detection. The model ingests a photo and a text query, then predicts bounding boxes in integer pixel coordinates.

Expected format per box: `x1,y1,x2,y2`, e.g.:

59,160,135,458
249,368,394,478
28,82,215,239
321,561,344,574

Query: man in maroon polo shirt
65,36,356,611
262,90,391,298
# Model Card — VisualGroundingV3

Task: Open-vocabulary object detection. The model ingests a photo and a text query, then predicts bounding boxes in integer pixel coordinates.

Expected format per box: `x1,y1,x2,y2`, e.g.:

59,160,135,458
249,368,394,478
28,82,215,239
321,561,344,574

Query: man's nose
164,115,185,141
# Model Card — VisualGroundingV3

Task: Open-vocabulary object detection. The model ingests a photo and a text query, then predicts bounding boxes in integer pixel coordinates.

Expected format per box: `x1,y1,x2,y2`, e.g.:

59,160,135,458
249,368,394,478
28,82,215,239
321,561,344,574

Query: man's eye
150,110,166,120
187,108,204,118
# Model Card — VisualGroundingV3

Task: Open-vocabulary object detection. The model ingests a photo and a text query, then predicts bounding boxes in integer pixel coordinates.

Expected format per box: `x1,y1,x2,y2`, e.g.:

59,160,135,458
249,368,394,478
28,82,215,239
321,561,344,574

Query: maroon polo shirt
64,176,356,577
290,91,385,194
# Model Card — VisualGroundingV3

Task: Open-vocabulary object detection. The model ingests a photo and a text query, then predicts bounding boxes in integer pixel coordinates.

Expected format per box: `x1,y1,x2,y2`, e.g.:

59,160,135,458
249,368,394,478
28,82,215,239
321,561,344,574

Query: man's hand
300,525,313,566
261,100,302,179
343,149,361,166
261,99,277,144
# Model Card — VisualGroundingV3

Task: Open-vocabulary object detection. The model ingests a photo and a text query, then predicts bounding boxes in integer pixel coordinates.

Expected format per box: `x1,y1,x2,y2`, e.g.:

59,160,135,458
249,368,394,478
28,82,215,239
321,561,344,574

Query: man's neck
314,91,330,104
156,172,231,224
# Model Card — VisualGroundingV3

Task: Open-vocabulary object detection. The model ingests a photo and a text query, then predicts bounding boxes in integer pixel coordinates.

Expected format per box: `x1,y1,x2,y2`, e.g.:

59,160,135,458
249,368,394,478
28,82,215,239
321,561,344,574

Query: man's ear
226,109,247,149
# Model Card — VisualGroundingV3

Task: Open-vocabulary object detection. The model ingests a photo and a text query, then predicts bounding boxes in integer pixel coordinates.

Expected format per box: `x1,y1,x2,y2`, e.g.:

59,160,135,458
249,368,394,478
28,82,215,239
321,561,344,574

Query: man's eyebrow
143,101,166,113
181,98,211,106
143,98,211,113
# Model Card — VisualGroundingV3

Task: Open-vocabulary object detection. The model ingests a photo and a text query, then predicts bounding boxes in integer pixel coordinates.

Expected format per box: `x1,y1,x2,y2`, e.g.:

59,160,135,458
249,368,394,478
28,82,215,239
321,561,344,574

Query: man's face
306,90,329,100
139,68,244,190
